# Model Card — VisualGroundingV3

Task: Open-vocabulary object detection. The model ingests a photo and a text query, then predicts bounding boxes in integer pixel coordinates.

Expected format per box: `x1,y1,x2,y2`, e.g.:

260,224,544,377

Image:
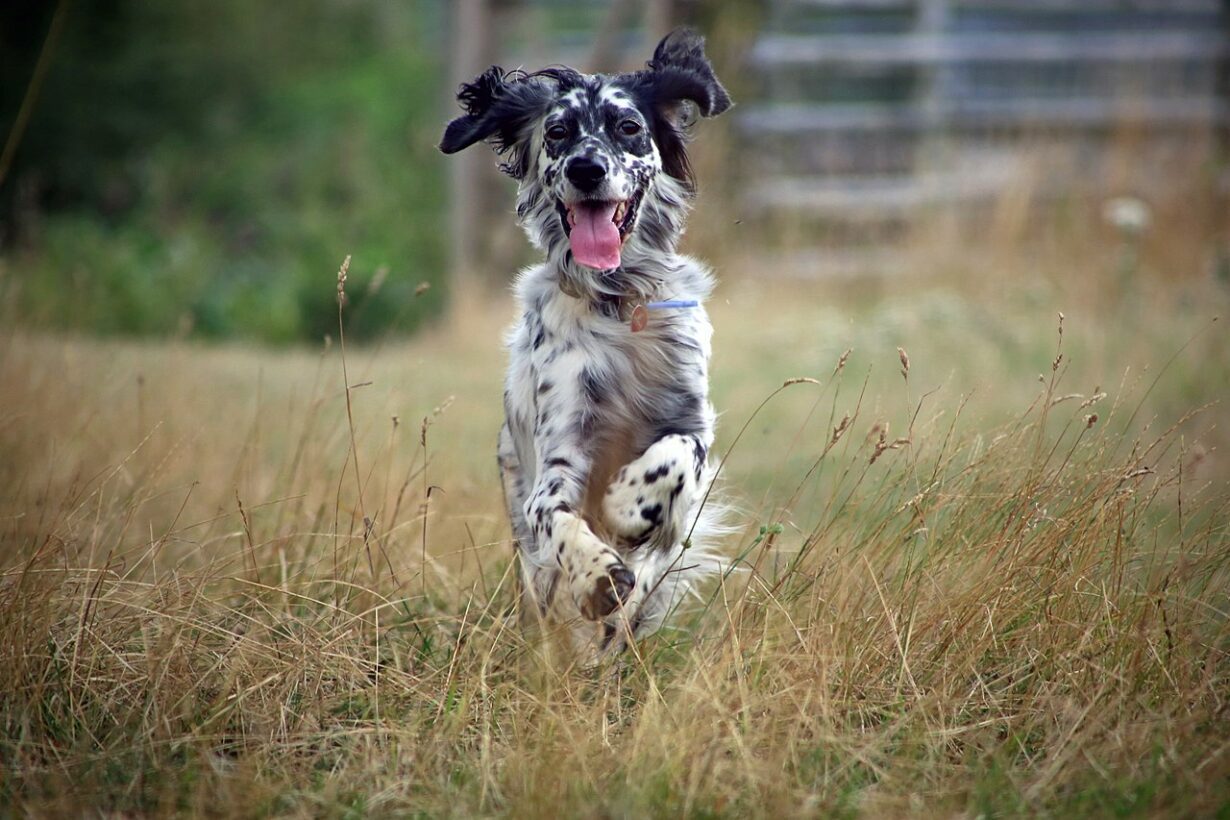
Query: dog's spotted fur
441,29,732,655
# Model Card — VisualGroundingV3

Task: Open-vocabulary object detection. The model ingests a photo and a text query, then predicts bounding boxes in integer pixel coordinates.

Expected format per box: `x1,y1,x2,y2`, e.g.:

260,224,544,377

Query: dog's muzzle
557,189,644,272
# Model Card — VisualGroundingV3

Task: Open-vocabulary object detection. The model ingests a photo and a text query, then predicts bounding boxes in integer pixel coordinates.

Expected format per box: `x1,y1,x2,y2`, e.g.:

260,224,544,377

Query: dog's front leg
523,448,635,620
519,381,634,619
603,432,709,550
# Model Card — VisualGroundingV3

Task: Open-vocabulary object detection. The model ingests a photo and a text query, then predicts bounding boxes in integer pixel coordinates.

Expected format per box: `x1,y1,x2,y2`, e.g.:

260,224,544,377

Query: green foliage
2,1,447,342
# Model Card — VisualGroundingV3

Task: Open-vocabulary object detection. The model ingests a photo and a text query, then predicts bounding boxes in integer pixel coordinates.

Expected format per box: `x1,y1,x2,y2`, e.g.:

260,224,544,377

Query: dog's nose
565,157,607,192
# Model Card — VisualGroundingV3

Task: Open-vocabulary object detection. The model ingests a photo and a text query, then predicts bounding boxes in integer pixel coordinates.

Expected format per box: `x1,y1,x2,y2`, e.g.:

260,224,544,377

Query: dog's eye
618,119,642,136
545,123,569,141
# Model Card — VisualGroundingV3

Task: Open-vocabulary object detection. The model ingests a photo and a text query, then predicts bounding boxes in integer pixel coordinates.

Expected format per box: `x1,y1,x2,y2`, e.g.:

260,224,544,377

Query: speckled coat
440,30,732,655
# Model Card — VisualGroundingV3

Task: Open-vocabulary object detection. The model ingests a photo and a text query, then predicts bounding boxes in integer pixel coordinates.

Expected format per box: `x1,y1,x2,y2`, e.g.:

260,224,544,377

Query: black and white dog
440,29,731,655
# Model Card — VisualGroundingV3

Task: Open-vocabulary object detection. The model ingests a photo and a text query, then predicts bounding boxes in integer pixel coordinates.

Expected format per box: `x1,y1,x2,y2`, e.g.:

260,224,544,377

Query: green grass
0,260,1228,816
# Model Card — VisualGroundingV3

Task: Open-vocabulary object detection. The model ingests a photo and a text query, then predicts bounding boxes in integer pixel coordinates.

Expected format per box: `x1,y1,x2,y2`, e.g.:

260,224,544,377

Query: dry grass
1,254,1228,817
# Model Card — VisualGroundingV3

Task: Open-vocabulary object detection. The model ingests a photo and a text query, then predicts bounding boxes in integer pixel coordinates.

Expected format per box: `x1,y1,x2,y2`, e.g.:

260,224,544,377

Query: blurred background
5,7,1230,814
2,0,1227,345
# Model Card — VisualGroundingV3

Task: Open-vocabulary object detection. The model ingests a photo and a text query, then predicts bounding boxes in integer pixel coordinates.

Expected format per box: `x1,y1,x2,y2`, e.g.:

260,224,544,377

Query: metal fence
739,0,1230,276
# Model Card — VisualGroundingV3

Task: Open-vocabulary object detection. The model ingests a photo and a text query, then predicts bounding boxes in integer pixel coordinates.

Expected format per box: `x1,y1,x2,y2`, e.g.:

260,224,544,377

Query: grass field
1,249,1228,816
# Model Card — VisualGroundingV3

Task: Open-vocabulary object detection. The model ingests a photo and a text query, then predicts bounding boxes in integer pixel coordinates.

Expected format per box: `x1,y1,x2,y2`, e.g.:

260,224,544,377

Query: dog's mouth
557,191,643,271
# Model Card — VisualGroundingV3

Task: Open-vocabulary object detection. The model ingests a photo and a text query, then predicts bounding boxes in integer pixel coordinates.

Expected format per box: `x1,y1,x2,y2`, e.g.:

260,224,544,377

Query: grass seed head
834,348,852,376
831,413,852,446
336,254,352,305
869,421,889,463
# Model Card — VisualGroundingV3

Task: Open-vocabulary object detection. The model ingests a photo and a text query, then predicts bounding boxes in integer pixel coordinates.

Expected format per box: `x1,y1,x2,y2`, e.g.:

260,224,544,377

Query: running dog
440,29,731,654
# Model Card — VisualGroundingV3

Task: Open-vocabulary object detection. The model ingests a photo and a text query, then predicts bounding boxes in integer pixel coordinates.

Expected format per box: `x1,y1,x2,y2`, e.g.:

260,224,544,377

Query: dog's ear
440,67,554,178
644,28,732,120
626,29,731,191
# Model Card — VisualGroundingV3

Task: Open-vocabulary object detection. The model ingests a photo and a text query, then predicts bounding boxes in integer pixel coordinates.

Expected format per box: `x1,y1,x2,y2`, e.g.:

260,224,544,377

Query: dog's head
440,29,731,273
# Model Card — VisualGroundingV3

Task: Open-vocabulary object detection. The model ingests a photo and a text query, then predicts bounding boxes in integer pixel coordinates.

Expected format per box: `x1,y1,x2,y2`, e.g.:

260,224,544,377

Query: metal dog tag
630,304,649,332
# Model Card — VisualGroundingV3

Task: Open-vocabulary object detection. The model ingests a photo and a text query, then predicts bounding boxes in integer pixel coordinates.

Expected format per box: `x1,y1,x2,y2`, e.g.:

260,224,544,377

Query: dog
440,29,732,655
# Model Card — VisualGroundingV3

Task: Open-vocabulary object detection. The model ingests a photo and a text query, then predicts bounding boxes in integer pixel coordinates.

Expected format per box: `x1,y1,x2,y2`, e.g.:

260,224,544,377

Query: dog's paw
574,559,635,620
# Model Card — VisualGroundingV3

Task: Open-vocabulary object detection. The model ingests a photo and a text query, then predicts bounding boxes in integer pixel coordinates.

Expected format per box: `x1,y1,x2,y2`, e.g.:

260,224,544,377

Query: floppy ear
644,28,732,119
439,67,555,179
626,29,732,191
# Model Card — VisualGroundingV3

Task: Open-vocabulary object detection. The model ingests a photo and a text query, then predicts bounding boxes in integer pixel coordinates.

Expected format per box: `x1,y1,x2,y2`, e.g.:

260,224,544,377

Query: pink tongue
569,202,622,270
